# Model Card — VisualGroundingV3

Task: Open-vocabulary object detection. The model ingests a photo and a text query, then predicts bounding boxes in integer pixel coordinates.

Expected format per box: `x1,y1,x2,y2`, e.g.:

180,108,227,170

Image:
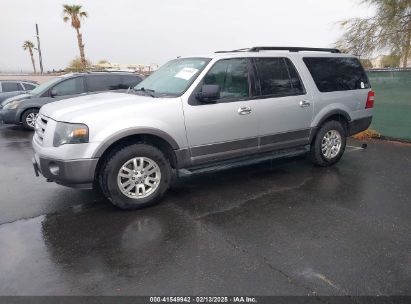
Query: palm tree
62,4,88,68
22,40,37,74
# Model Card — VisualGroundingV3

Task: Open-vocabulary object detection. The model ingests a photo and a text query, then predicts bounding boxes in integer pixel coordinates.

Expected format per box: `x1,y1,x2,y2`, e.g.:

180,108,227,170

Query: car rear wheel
310,120,347,166
22,108,39,130
99,143,172,210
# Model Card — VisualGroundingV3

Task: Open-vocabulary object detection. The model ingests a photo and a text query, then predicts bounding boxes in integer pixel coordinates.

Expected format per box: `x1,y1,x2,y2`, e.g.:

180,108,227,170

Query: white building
93,62,158,73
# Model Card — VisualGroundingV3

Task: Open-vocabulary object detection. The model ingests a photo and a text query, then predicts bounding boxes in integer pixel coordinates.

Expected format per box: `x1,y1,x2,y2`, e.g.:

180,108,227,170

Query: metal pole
35,23,44,74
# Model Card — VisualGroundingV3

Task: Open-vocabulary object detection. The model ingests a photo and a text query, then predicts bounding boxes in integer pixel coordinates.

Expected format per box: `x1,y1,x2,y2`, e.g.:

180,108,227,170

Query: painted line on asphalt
346,145,364,152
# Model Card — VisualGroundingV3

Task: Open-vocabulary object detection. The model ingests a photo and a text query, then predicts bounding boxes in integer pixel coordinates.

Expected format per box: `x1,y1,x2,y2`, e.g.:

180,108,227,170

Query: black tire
99,143,172,210
21,108,39,130
309,120,347,167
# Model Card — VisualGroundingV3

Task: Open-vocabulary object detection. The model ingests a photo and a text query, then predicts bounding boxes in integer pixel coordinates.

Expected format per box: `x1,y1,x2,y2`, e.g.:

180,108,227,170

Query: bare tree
337,0,411,67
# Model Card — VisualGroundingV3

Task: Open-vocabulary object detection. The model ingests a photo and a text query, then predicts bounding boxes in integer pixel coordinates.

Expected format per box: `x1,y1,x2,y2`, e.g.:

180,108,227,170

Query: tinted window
52,77,85,96
254,58,304,96
2,82,23,92
303,57,370,92
203,58,249,100
86,74,122,92
121,75,142,89
23,83,36,90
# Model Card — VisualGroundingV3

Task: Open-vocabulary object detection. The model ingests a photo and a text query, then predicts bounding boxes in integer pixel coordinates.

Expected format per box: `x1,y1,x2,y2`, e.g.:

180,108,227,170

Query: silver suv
32,47,374,210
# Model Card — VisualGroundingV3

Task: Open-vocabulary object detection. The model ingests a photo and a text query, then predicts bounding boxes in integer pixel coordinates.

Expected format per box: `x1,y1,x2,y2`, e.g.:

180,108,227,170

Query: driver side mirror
196,84,220,103
50,89,58,98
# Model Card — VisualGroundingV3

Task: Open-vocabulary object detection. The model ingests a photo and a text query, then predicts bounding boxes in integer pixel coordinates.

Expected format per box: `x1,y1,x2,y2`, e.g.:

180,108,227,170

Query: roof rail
248,46,341,53
74,69,136,74
215,48,250,53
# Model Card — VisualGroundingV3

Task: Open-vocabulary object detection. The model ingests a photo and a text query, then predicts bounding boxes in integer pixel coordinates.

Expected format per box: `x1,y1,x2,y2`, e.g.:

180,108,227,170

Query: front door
182,58,259,164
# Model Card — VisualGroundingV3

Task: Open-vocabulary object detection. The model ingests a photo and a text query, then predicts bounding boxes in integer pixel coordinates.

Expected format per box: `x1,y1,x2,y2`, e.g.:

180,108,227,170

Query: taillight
365,90,375,109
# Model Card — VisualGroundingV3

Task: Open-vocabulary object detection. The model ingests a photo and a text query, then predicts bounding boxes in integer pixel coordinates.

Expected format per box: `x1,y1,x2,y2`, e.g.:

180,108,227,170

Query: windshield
29,77,63,96
134,58,210,96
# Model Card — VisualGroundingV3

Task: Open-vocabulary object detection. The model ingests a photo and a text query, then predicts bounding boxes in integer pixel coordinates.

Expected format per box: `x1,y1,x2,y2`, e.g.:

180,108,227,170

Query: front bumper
32,153,98,189
0,109,19,124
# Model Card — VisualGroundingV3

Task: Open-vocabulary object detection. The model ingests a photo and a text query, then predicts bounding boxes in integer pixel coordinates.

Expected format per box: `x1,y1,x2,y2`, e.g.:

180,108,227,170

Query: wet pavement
0,124,410,296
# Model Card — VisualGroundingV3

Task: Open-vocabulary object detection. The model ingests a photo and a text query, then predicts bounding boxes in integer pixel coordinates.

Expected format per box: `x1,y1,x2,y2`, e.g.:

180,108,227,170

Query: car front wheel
99,143,172,210
22,108,39,130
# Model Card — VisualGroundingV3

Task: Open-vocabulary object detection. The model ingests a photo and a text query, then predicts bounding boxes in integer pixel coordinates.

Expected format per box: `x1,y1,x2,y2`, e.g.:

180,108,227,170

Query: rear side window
121,75,142,89
23,83,36,90
2,82,23,92
86,74,122,92
303,57,370,92
254,58,305,96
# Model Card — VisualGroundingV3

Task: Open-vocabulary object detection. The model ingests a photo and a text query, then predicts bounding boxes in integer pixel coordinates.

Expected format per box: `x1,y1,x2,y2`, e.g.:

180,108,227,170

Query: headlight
3,100,22,109
53,122,89,147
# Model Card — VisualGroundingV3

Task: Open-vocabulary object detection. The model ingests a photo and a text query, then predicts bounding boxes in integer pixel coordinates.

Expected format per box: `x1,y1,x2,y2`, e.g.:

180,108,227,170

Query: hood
1,93,32,107
41,92,163,123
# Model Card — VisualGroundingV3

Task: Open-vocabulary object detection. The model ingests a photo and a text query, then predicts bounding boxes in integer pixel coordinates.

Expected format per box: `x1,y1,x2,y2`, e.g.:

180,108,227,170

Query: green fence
366,70,411,141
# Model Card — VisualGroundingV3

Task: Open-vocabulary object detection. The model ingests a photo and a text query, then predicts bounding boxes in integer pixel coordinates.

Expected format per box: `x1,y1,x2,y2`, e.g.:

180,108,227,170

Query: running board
178,146,309,177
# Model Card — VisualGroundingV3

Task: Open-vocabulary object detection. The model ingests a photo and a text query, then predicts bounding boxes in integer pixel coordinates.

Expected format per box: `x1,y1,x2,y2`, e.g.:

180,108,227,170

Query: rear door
252,57,313,150
85,74,122,92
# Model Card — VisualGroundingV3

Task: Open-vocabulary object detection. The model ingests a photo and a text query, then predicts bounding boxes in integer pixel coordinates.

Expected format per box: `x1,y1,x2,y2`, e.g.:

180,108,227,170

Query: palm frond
22,40,35,50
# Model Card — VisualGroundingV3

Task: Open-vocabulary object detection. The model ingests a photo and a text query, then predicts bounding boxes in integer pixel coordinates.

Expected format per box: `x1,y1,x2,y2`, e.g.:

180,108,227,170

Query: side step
178,146,309,177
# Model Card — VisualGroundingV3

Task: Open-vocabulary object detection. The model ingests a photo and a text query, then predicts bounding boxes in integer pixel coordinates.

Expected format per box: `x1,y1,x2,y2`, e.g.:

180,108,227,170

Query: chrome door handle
299,100,311,108
238,106,252,115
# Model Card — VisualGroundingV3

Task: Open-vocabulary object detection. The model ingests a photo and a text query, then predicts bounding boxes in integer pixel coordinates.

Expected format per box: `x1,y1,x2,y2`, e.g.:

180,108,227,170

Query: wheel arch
310,109,351,143
20,107,40,123
93,129,179,182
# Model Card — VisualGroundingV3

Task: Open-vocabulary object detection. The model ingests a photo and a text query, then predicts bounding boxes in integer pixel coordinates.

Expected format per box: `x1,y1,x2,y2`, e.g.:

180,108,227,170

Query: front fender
93,127,180,158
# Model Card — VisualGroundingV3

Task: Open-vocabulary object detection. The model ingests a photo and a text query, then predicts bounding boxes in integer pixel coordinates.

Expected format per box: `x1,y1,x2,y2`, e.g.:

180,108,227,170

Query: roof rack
74,70,137,74
215,46,340,54
215,48,250,53
248,46,341,53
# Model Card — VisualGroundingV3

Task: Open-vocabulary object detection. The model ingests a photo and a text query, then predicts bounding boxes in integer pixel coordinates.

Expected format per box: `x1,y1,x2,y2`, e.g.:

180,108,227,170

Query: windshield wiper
133,87,155,97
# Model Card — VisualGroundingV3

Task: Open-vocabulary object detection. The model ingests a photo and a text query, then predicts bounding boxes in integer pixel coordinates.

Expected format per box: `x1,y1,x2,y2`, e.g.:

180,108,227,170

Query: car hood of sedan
1,93,32,107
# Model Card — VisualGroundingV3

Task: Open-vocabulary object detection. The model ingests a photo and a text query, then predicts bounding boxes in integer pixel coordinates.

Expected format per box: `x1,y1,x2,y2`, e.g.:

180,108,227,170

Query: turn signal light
72,128,88,137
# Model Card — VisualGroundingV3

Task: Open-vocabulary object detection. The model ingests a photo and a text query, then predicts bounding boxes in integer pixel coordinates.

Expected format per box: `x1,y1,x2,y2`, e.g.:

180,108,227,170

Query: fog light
48,162,60,176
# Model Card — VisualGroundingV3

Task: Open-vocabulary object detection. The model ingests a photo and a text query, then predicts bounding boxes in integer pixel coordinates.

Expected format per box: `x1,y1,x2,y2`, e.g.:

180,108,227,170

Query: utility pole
35,23,44,74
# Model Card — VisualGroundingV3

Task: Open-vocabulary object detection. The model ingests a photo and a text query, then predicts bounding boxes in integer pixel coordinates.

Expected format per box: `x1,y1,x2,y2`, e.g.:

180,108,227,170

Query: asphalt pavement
0,124,410,296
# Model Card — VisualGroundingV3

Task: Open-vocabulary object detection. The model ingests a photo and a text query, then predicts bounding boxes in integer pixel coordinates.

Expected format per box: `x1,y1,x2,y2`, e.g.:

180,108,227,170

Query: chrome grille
35,115,48,142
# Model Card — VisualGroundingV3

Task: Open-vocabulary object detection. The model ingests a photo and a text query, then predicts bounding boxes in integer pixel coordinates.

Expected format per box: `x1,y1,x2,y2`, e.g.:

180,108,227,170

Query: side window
121,75,142,89
203,58,250,100
303,57,370,92
52,77,85,96
2,82,23,92
254,57,304,96
86,75,122,92
23,83,36,90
